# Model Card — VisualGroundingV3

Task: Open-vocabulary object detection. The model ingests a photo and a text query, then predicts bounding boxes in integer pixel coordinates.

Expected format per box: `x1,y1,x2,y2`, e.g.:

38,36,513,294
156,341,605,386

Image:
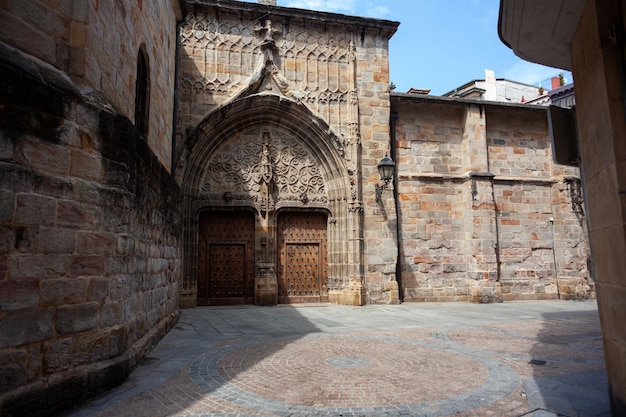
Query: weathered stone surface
57,201,100,229
7,254,66,280
86,277,109,302
38,227,75,254
0,189,15,223
0,309,53,349
40,278,86,306
67,255,105,277
15,194,56,226
0,280,40,310
0,3,182,415
393,98,590,303
43,337,72,373
74,332,108,366
55,303,98,334
100,301,124,327
0,349,27,390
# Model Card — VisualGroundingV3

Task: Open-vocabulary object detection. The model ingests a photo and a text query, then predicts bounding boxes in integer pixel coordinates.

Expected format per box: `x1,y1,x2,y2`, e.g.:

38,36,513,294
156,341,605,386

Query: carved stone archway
179,94,364,307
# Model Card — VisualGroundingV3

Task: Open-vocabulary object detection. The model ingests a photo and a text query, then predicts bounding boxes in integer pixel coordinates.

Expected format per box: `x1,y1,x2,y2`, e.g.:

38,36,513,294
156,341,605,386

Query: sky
241,0,571,95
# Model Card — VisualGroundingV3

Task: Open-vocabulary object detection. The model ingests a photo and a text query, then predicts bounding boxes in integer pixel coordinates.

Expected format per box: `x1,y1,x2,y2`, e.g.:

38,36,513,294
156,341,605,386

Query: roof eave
498,0,586,71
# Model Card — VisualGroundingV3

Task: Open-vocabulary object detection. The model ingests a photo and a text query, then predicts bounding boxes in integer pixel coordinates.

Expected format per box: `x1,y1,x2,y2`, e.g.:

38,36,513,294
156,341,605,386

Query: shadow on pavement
58,304,326,417
524,305,611,417
58,300,613,417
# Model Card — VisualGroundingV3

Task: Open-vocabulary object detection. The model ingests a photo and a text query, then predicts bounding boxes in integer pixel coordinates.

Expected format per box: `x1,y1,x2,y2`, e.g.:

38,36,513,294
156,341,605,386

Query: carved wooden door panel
198,211,255,305
277,212,328,303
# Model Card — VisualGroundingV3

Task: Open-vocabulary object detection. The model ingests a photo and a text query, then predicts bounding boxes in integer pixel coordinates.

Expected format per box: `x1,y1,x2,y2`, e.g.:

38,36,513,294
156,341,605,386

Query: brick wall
393,96,592,303
0,40,181,416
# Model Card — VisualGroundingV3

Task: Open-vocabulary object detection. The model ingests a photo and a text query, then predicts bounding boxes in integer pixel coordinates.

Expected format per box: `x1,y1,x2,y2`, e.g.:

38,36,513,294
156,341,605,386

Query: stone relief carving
200,131,328,208
179,11,356,150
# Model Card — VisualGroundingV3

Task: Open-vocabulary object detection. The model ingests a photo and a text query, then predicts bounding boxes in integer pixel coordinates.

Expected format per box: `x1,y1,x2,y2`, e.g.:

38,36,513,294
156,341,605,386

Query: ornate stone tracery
178,9,357,148
200,130,328,210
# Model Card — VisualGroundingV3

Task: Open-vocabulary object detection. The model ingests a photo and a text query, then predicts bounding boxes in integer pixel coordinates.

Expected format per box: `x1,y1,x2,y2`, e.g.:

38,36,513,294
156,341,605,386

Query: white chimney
259,0,277,4
484,69,496,101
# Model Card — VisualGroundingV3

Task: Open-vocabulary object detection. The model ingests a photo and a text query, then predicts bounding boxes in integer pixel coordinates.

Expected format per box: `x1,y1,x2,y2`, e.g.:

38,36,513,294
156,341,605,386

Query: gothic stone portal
191,126,344,306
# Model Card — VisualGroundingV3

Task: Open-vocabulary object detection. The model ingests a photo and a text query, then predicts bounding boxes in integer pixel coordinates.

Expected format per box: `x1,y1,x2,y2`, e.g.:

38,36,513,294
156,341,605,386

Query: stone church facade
175,1,398,307
0,0,592,414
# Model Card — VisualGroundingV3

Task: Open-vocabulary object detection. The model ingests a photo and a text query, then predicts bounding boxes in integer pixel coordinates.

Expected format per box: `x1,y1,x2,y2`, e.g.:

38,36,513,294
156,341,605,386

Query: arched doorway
178,94,364,307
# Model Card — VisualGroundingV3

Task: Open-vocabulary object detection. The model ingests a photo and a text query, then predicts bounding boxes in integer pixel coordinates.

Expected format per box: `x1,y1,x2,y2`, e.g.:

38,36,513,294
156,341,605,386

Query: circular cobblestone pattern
190,333,521,416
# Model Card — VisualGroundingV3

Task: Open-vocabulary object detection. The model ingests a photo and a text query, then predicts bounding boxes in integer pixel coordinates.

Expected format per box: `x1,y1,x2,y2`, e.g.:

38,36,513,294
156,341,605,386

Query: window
134,46,150,137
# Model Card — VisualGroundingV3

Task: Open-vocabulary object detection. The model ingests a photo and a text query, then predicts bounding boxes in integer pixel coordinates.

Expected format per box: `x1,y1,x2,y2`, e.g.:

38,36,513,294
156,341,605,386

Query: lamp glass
377,155,395,182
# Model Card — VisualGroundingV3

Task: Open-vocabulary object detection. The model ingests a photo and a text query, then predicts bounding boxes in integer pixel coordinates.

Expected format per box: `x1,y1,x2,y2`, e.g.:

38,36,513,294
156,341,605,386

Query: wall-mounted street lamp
375,154,395,202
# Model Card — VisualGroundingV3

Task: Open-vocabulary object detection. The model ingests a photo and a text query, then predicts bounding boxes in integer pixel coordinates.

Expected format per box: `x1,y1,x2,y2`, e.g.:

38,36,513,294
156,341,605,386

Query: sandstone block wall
0,0,181,170
359,29,398,304
393,96,592,302
0,41,181,417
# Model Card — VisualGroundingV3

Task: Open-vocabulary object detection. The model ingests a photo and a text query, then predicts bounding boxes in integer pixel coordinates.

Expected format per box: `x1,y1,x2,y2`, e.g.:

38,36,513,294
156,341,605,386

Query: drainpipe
390,110,403,301
549,216,561,299
484,110,502,283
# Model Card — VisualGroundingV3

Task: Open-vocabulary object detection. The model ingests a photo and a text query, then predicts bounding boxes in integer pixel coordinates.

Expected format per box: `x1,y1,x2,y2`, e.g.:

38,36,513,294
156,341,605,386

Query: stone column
255,135,278,305
463,104,502,302
180,196,199,308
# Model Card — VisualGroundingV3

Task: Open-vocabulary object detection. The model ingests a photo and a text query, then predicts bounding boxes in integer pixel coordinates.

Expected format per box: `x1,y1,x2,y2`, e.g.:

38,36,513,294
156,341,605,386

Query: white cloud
502,61,563,86
366,6,390,18
283,0,357,14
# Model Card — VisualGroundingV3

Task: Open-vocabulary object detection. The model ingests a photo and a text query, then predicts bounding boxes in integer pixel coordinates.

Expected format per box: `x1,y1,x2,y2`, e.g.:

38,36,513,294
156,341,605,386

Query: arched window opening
134,47,150,137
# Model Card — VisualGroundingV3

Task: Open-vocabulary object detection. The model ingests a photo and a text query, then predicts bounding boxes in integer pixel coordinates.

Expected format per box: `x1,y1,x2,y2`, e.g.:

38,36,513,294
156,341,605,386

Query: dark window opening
135,47,150,137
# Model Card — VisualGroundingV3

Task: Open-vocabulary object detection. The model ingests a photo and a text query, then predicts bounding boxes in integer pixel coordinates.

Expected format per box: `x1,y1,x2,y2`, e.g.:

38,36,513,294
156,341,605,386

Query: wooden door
198,211,255,305
277,212,328,303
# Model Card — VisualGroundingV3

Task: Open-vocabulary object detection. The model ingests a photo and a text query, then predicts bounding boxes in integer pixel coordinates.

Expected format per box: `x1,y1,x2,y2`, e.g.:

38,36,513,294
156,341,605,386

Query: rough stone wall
0,0,181,170
0,0,73,75
486,107,590,300
79,0,180,168
393,96,592,303
0,33,180,417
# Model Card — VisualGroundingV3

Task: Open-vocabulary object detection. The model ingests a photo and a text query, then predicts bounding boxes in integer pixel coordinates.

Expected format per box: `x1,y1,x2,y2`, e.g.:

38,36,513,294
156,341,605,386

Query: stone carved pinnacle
260,131,273,185
255,19,281,65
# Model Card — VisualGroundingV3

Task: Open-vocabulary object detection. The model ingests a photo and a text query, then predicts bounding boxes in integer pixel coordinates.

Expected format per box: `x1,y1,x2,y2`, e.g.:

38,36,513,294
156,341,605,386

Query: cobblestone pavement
62,301,610,417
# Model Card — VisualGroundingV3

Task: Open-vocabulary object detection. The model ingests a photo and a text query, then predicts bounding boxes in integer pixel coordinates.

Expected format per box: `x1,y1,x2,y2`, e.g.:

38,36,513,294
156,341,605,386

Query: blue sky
241,0,570,95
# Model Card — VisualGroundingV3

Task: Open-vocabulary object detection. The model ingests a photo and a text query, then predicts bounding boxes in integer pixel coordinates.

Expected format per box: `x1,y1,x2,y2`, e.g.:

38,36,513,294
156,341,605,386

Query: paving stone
60,301,610,417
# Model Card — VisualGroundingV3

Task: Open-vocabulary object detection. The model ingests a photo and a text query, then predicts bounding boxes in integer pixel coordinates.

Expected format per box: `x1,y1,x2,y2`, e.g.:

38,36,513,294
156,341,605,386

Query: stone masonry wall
0,0,181,170
0,42,181,416
393,95,592,303
486,107,591,300
359,27,398,304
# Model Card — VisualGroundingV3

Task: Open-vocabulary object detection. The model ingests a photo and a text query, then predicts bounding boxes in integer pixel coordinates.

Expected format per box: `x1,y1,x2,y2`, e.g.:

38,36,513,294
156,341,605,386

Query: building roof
406,88,431,95
188,0,399,39
390,91,549,113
